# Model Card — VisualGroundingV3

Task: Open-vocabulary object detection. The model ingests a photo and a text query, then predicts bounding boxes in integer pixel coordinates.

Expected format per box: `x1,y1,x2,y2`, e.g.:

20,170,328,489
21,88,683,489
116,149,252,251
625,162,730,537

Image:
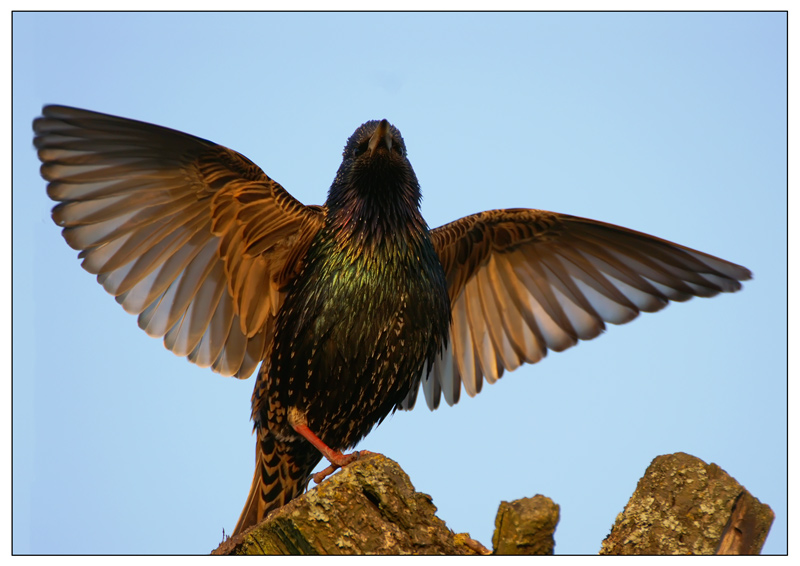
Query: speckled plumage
238,121,451,533
34,106,751,537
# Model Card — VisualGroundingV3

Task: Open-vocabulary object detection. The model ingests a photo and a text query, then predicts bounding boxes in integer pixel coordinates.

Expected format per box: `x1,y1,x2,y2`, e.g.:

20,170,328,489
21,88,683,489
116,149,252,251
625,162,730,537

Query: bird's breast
263,229,451,449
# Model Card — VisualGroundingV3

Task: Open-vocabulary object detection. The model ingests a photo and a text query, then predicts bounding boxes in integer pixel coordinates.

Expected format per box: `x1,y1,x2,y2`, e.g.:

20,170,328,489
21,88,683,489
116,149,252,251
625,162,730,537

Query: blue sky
12,12,786,554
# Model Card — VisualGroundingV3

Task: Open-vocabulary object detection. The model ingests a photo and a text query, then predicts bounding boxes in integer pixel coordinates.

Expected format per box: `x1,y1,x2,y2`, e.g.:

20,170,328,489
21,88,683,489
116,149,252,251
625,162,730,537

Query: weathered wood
492,494,560,555
213,450,773,555
213,452,489,555
600,452,774,555
715,490,774,555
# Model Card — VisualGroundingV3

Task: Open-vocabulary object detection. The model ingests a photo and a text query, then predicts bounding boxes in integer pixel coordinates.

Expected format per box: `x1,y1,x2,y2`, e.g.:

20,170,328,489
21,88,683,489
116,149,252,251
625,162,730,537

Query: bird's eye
354,141,369,157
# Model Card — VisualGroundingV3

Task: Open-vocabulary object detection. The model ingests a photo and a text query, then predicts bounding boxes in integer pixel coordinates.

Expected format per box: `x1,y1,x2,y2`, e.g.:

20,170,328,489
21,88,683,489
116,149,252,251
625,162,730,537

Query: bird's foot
292,421,372,483
311,450,372,484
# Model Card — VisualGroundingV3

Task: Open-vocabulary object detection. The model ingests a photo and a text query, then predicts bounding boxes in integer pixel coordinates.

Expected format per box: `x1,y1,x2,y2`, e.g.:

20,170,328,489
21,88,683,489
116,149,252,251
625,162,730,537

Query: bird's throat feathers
325,171,428,252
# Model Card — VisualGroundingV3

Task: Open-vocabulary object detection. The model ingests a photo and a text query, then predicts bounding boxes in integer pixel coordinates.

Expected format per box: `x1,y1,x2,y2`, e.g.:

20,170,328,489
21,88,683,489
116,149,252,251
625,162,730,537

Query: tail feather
233,429,322,536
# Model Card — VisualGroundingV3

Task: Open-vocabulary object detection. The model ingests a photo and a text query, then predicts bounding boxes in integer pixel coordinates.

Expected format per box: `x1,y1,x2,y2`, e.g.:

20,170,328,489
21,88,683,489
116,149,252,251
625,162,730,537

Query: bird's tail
233,428,322,536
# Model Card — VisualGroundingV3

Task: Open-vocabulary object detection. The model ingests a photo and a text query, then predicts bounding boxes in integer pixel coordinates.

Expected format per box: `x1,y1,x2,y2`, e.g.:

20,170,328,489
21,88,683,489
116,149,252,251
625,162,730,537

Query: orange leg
291,422,371,484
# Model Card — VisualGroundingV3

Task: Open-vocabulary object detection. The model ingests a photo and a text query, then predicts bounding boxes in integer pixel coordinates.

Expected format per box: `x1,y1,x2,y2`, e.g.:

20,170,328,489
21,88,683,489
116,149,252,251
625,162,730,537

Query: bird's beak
368,119,392,155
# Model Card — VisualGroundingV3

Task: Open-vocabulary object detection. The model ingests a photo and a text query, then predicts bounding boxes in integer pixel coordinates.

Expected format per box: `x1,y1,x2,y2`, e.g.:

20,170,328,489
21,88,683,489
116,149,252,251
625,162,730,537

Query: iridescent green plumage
239,120,451,533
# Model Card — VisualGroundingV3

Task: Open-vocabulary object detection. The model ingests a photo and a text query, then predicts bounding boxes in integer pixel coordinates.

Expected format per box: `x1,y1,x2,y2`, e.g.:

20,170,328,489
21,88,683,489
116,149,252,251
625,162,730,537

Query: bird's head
347,119,405,158
327,119,422,219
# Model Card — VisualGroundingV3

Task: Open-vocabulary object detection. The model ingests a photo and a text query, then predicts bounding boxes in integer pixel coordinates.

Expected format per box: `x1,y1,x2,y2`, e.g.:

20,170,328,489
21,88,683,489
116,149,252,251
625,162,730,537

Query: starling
34,106,751,536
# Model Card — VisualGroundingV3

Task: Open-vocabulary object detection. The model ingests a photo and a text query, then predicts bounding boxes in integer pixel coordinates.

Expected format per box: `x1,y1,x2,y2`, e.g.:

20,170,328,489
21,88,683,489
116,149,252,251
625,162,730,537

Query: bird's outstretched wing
405,208,751,410
35,105,324,378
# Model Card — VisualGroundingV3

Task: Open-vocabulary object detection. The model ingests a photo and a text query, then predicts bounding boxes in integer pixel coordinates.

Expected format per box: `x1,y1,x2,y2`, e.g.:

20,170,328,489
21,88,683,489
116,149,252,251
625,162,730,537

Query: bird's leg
293,423,365,484
287,407,369,484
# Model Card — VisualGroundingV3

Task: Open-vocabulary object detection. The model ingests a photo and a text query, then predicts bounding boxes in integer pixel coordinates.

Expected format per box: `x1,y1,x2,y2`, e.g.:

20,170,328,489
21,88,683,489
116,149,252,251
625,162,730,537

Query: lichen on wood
213,452,489,555
599,452,773,555
492,494,560,555
212,450,773,555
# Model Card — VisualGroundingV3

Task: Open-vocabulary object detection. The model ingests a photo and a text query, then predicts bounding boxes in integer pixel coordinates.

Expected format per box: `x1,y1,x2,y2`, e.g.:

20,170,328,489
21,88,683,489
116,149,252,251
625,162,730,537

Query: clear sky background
12,12,786,555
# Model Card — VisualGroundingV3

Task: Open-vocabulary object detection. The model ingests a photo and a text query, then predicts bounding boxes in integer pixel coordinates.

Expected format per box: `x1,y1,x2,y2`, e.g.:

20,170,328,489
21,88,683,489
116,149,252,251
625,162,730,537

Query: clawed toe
312,450,373,484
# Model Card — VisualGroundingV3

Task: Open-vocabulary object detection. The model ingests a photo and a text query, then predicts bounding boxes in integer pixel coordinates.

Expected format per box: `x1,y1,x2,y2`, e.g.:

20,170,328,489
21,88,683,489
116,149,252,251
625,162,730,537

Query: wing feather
413,209,750,408
35,105,324,378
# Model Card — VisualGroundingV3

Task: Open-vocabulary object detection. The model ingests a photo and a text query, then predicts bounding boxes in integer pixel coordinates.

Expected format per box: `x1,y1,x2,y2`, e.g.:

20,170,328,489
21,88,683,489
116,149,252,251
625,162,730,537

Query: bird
34,105,751,537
